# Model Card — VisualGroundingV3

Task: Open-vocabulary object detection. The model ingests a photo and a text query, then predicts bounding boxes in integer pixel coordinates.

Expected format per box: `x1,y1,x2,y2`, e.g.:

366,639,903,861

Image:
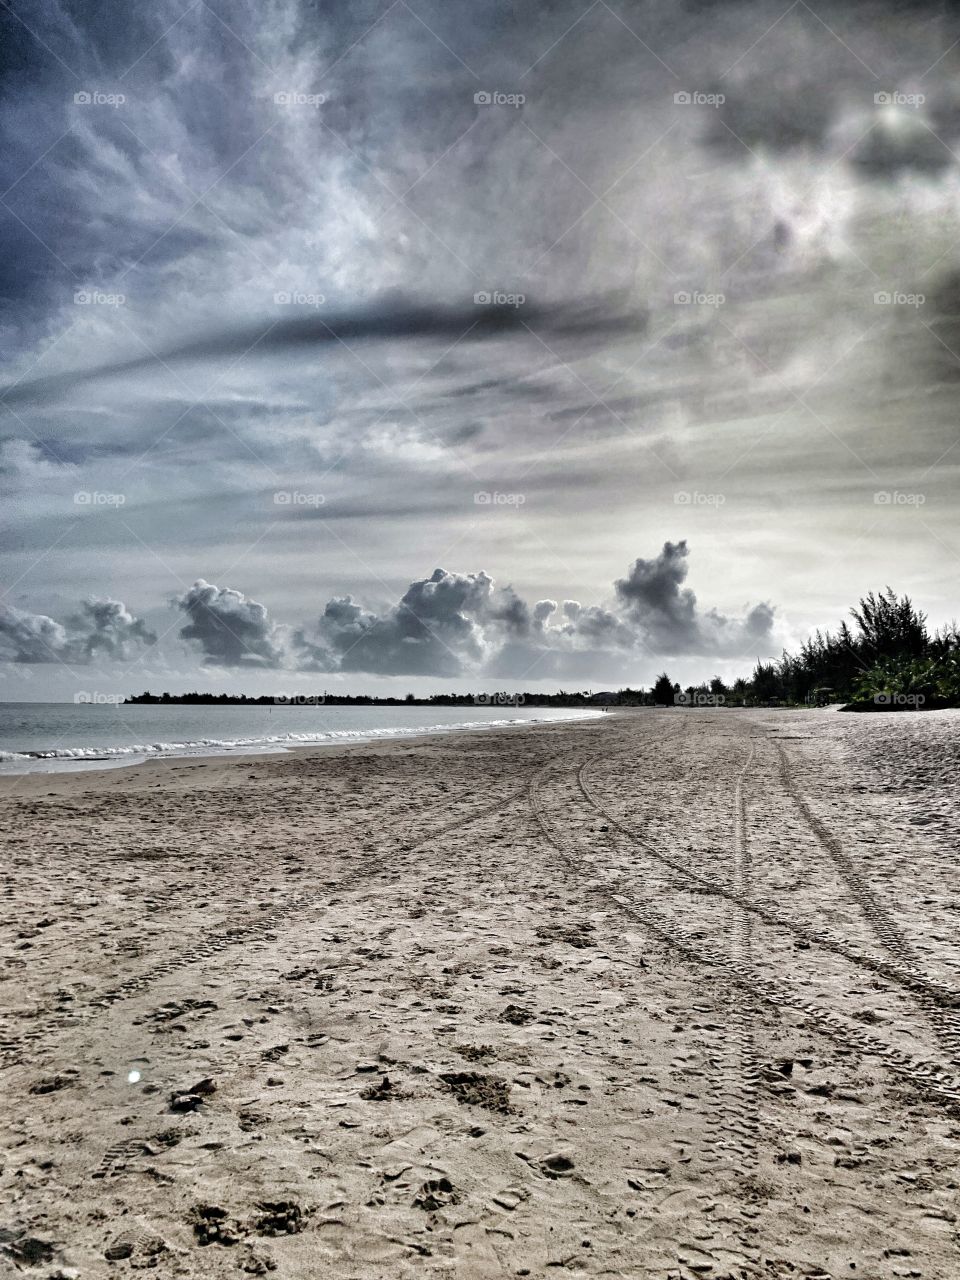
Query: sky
2,0,960,698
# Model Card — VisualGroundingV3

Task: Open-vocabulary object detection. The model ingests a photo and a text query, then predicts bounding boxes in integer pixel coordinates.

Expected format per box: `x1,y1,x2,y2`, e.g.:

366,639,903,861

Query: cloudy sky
2,0,960,697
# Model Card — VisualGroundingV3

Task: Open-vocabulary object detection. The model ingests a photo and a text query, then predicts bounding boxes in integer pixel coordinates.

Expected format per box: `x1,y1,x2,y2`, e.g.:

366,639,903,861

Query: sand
2,707,960,1279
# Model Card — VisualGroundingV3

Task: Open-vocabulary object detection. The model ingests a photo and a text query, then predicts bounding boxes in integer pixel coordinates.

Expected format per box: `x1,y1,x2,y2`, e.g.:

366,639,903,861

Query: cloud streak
0,295,647,407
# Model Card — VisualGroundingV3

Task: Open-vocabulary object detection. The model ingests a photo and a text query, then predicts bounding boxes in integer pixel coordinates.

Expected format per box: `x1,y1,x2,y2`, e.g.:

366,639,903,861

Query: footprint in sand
498,1004,535,1025
413,1177,461,1211
440,1070,516,1113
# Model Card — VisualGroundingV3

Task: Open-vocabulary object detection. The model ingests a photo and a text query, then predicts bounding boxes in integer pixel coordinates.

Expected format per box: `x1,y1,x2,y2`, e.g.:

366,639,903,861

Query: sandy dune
2,709,960,1278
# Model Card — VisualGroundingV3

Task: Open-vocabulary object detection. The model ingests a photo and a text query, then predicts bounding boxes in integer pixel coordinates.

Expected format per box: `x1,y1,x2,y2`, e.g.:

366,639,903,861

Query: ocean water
0,702,600,775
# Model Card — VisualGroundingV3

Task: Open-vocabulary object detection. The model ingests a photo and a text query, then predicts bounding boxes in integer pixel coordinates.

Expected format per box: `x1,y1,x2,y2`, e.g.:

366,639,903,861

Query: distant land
123,690,625,707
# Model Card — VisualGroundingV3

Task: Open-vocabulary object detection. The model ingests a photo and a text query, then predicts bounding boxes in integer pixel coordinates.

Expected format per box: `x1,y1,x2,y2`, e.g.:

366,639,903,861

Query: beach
2,707,960,1279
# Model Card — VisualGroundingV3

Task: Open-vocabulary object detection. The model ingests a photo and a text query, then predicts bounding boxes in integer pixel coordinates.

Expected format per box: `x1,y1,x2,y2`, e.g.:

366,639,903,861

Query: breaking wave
1,714,597,768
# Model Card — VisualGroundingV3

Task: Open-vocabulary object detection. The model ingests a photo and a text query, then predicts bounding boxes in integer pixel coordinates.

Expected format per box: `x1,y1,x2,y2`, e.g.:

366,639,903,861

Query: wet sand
2,708,960,1278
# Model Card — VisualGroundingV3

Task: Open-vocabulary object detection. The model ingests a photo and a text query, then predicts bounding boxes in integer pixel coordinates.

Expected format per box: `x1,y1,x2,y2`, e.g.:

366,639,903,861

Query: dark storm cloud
283,543,775,677
294,569,497,677
177,579,286,667
0,606,78,665
0,597,155,664
558,600,636,648
705,78,836,155
615,540,774,657
291,596,374,674
616,541,697,640
488,585,531,636
0,541,776,677
70,598,157,659
849,117,950,177
696,23,960,179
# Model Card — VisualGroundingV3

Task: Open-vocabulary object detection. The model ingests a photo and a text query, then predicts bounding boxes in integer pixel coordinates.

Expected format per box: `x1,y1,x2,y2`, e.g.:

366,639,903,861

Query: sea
0,702,601,775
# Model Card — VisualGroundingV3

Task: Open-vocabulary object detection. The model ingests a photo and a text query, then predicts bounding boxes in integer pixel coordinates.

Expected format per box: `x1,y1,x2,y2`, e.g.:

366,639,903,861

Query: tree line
653,588,960,710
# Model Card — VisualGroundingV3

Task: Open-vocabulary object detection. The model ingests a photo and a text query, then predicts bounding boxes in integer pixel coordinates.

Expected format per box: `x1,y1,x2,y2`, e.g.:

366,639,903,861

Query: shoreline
0,708,622,796
0,706,606,784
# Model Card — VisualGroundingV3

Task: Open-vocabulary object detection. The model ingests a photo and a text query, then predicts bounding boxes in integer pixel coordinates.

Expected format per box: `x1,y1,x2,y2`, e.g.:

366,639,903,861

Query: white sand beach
2,709,960,1278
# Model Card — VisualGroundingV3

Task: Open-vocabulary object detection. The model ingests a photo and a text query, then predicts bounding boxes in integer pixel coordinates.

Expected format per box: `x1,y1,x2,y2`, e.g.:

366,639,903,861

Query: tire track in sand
576,753,960,1014
0,780,533,1069
726,741,761,1170
692,739,764,1273
530,755,960,1109
775,741,960,1064
532,745,765,1277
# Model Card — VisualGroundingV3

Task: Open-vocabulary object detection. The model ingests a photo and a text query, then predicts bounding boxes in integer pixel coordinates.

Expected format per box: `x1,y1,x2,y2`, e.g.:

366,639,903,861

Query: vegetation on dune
849,649,960,710
666,589,960,711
